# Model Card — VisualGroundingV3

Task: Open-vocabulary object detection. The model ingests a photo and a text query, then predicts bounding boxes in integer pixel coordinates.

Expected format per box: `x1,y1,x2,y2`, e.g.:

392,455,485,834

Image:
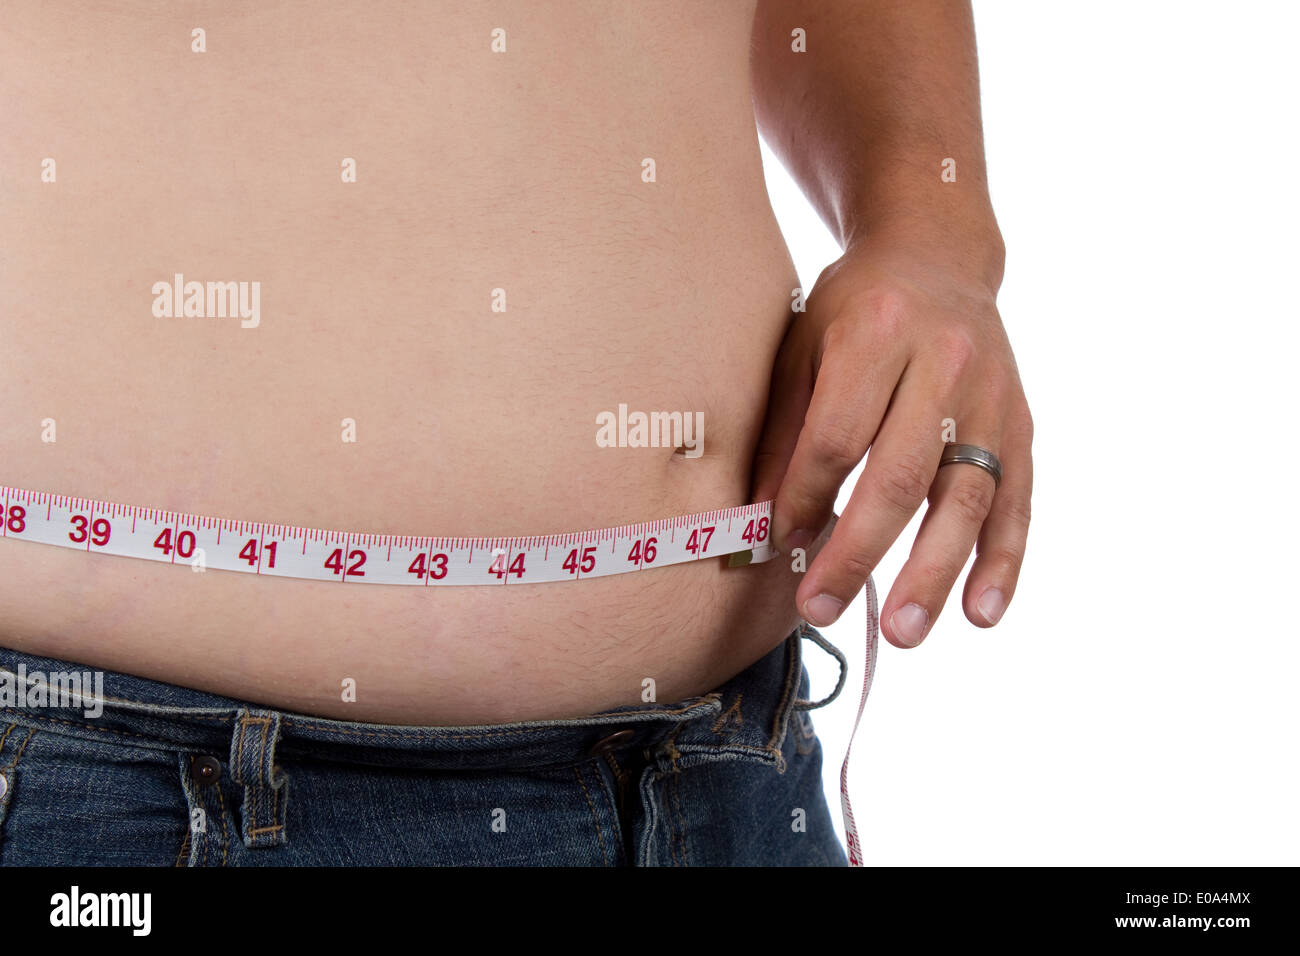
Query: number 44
489,550,525,579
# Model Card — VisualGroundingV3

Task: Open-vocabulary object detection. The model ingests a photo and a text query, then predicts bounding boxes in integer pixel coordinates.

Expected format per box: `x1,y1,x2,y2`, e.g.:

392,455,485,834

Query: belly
0,0,804,723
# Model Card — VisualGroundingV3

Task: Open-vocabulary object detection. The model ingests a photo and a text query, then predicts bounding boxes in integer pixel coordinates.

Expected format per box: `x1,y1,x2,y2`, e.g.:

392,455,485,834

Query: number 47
686,526,715,554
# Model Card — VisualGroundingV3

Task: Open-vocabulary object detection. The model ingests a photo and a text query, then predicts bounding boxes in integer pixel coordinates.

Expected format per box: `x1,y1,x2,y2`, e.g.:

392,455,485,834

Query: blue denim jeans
0,625,848,866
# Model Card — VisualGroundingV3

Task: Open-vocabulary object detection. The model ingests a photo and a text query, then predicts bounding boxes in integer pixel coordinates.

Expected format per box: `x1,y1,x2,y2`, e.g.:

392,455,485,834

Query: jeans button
192,755,221,784
0,771,7,800
588,729,636,754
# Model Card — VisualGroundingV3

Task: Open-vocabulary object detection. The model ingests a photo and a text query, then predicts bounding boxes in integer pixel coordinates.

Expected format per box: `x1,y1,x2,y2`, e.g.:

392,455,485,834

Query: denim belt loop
792,623,848,711
229,709,289,848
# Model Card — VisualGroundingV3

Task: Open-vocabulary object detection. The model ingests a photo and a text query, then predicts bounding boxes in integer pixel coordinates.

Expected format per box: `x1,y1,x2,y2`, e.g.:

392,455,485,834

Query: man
0,1,1030,865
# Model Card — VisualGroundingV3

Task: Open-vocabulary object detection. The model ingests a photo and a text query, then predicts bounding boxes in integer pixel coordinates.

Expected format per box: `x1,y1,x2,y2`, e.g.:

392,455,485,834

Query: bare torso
0,0,804,723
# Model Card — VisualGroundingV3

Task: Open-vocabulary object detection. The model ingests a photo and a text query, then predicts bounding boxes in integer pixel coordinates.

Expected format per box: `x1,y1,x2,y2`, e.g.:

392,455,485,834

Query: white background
761,0,1300,864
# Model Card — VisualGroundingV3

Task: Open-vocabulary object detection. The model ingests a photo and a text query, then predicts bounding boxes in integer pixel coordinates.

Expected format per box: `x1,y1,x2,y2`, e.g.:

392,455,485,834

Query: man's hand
752,227,1033,647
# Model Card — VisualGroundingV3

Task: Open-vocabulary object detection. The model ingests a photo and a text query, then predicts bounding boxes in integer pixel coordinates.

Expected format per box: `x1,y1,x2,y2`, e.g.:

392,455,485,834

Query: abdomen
0,0,805,722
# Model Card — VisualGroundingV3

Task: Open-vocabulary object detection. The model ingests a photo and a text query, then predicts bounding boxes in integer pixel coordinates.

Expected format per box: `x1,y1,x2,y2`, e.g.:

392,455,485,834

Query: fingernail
977,587,1006,625
890,603,929,647
804,593,844,626
784,529,812,554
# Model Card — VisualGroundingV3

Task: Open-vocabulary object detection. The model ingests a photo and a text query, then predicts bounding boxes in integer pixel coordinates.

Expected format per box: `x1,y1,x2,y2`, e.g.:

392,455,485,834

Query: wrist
838,173,1006,293
845,211,1006,296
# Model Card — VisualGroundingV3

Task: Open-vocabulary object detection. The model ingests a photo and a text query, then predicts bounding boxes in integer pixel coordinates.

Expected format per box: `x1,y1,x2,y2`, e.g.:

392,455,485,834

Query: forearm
751,0,1004,289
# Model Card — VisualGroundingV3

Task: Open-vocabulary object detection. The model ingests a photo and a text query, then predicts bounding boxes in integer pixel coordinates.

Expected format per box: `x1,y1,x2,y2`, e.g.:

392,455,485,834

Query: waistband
0,624,845,775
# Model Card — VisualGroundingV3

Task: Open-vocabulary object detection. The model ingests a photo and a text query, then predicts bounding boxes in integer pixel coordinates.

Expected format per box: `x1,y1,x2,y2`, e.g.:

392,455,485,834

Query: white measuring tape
0,483,878,864
0,485,780,583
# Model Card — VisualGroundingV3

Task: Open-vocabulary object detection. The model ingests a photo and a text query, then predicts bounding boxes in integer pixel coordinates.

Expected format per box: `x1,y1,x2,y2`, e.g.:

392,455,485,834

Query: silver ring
939,443,1002,487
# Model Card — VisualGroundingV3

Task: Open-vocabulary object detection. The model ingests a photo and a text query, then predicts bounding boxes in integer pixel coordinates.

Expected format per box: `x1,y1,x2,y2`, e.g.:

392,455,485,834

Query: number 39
69,514,111,546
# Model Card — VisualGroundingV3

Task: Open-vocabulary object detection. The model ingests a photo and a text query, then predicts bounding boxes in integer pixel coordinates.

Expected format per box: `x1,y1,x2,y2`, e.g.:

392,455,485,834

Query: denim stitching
10,729,33,767
636,766,660,867
602,751,627,791
595,753,629,865
670,773,689,867
0,711,167,744
709,693,743,735
663,774,678,867
761,633,803,768
0,726,34,771
573,764,610,866
279,699,720,741
233,712,287,844
214,780,231,868
674,743,783,760
189,760,211,869
235,717,247,778
256,716,271,787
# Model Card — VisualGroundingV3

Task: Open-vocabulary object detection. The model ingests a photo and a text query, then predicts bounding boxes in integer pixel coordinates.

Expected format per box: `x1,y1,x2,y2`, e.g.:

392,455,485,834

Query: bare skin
751,0,1033,647
0,1,1031,724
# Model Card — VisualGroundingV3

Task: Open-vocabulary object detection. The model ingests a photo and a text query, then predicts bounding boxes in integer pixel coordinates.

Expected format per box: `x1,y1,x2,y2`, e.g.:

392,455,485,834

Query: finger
751,336,814,506
879,444,1000,648
772,325,905,554
795,379,946,626
962,412,1033,627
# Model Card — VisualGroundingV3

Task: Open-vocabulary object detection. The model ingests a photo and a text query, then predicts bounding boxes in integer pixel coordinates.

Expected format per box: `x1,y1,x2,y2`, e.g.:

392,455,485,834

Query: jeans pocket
0,722,39,860
0,719,191,866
